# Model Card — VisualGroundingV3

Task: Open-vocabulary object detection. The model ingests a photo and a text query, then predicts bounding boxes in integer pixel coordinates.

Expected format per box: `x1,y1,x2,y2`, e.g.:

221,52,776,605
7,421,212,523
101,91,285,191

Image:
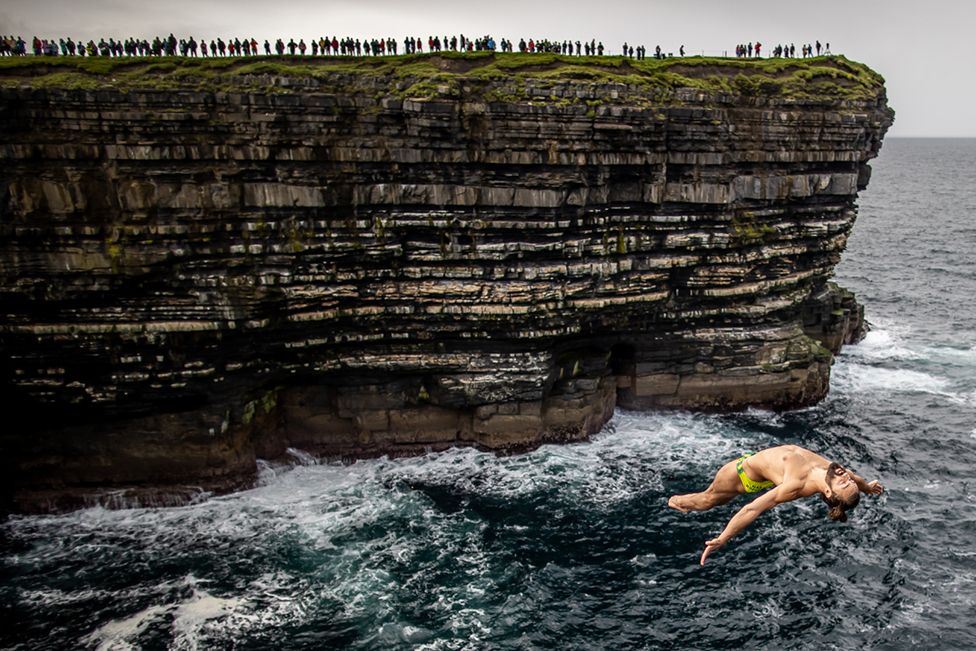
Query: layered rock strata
0,56,893,511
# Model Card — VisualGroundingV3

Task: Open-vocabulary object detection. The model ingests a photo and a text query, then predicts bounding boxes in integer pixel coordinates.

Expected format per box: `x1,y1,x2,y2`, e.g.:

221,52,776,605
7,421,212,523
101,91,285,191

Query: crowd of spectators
736,42,761,58
1,33,831,60
1,36,28,55
1,33,602,58
735,40,830,58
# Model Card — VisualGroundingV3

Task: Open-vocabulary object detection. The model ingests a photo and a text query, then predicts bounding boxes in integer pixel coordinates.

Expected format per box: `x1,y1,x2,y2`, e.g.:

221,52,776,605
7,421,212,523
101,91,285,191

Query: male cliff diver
667,445,884,565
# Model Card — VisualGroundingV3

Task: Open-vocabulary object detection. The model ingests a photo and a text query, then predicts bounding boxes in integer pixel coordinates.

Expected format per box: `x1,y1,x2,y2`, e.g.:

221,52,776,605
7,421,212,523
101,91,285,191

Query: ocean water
2,138,975,650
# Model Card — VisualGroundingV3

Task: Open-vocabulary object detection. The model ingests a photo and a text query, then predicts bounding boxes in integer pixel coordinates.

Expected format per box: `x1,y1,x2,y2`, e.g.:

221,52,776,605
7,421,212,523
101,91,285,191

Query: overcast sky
0,0,970,137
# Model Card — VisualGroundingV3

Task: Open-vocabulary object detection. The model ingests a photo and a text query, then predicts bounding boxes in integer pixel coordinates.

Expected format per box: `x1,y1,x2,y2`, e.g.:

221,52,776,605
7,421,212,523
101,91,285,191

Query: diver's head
822,462,860,522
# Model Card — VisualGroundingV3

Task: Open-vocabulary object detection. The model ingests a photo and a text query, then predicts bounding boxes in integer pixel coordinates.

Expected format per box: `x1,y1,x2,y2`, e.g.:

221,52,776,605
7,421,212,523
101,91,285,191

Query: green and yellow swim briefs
736,452,775,493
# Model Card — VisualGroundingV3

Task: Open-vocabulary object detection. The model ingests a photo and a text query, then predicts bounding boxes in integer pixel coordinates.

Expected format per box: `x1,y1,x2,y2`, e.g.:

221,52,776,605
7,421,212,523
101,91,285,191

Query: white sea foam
741,407,787,427
830,320,976,407
285,447,319,465
375,622,434,645
846,328,923,362
949,390,976,407
852,321,976,369
832,362,953,398
171,589,242,651
253,459,278,486
921,343,976,364
84,603,172,651
629,553,658,568
81,577,248,651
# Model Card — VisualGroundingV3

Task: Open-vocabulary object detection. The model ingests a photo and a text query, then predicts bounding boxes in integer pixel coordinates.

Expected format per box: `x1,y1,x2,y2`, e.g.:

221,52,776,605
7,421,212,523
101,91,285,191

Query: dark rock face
0,72,893,511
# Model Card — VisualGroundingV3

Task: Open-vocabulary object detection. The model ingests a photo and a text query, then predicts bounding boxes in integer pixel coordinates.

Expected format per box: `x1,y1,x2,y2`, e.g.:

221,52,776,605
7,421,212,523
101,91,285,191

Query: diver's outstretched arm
699,485,799,565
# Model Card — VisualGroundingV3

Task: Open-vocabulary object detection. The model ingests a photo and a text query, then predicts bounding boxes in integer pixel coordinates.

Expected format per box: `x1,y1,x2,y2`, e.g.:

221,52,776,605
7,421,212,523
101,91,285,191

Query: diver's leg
668,460,743,512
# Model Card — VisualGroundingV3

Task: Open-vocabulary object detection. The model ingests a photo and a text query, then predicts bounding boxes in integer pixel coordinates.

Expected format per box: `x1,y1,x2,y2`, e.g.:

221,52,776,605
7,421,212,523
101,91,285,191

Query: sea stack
0,54,894,510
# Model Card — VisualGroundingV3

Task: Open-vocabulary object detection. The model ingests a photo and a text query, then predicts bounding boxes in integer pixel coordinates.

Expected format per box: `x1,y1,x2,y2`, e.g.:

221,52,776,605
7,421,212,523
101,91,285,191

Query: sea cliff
0,54,893,511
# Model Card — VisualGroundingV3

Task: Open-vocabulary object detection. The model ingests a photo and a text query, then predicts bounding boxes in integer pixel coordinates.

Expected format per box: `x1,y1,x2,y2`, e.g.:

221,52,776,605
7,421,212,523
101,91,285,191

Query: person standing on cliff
668,445,883,565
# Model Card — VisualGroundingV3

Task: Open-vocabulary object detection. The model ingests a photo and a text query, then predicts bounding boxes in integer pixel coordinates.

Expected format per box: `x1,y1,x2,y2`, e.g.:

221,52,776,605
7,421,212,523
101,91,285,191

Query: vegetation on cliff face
0,52,886,102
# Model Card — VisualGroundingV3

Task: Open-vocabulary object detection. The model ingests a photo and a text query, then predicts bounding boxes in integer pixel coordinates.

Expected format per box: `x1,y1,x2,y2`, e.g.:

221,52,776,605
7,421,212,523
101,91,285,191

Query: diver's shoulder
764,444,803,456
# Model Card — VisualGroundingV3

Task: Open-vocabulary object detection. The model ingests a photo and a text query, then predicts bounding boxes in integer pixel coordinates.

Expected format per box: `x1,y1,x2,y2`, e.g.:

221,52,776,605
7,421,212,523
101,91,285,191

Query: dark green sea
2,138,975,650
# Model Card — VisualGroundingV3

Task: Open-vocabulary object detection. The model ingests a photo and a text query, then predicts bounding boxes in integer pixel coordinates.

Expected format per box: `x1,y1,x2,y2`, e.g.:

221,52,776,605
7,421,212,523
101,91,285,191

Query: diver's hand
865,480,883,495
700,537,726,565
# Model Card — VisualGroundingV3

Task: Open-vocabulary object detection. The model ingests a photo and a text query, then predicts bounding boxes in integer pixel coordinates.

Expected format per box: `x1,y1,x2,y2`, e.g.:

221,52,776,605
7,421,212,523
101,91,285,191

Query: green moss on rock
0,53,888,104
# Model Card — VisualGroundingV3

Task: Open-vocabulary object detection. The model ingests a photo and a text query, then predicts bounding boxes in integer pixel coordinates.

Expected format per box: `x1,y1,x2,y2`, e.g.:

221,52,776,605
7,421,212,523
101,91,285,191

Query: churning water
2,139,975,650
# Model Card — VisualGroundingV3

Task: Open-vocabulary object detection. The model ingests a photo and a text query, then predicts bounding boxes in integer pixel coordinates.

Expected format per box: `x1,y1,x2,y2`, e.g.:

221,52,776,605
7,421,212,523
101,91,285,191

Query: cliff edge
0,54,894,511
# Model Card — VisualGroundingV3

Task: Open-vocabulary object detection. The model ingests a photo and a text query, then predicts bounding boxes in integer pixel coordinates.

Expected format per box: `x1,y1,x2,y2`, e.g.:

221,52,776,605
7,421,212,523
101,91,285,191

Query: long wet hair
821,479,861,522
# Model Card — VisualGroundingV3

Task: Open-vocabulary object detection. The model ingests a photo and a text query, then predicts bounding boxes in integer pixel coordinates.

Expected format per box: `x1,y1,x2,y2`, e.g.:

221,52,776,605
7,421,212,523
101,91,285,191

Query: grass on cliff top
0,52,887,102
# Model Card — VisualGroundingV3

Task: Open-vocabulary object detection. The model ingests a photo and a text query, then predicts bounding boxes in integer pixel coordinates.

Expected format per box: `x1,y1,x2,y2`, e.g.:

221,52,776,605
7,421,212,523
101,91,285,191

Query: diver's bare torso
739,445,832,496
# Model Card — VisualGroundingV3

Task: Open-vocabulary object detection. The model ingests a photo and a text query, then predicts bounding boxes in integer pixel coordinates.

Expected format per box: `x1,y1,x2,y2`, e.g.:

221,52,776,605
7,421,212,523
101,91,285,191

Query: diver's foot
668,495,690,512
